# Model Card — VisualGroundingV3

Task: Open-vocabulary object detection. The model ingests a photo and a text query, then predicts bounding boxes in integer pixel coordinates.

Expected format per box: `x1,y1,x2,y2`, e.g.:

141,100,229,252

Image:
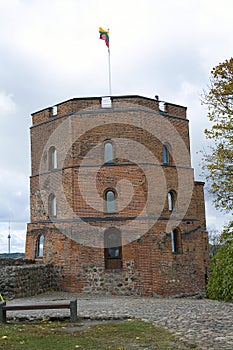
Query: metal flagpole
108,47,112,96
99,27,112,96
107,28,112,96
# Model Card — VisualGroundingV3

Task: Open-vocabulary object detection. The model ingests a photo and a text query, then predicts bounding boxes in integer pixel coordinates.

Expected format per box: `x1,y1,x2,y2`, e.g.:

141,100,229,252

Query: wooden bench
0,300,77,323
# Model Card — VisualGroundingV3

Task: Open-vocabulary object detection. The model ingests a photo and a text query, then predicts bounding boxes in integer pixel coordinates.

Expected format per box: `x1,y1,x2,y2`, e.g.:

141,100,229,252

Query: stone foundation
79,260,141,295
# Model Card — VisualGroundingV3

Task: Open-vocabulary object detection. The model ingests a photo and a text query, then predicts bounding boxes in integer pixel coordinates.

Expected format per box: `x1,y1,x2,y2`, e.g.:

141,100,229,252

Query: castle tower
25,95,208,296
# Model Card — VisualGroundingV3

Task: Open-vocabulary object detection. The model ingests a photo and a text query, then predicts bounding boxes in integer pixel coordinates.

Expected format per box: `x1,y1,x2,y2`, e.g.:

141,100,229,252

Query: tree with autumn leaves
202,58,233,301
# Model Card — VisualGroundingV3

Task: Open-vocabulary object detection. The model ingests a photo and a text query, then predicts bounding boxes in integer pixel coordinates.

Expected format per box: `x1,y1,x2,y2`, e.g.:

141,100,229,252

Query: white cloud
0,170,29,222
205,204,232,233
0,92,16,115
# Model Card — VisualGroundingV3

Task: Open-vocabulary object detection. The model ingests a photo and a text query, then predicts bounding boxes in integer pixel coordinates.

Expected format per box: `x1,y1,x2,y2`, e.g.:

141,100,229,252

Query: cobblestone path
6,292,233,350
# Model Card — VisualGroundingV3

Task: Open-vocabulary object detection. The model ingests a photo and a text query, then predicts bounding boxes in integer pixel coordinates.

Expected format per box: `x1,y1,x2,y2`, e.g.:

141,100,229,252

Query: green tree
202,58,233,211
207,222,233,302
202,58,233,301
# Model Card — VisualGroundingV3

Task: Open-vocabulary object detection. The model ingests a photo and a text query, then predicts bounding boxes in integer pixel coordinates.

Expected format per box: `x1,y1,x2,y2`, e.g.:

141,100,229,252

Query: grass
0,318,198,350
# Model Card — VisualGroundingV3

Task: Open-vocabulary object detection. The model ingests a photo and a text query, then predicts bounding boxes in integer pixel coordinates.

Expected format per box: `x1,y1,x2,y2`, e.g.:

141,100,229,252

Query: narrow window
171,228,182,253
171,229,176,253
106,190,115,213
49,193,57,217
52,106,57,116
104,142,113,163
168,191,174,211
159,101,166,112
104,229,122,269
36,235,44,258
163,145,169,165
48,146,57,170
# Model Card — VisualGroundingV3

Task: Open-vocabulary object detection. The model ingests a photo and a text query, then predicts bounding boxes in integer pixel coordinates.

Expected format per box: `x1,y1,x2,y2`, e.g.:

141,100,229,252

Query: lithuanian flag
99,27,109,48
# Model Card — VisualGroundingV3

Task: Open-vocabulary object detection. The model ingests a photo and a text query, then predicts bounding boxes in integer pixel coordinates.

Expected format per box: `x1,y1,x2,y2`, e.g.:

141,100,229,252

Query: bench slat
3,303,70,311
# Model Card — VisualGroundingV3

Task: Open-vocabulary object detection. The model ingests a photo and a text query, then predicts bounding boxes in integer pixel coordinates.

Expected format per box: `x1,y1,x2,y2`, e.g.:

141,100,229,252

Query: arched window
163,145,169,165
48,146,57,170
104,141,113,163
104,229,122,269
168,191,175,211
105,190,116,213
48,193,57,217
171,228,182,254
36,235,44,258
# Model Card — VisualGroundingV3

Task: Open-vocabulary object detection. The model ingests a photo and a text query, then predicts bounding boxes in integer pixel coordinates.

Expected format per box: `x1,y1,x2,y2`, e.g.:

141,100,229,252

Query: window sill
48,168,60,172
103,161,115,165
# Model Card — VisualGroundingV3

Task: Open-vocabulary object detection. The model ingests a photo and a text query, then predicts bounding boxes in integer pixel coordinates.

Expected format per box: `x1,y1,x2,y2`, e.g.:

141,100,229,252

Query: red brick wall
26,95,208,296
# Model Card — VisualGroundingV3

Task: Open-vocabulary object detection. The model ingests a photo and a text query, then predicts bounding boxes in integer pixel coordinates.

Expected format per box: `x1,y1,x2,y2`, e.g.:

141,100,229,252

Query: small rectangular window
104,229,122,270
101,97,112,108
52,106,57,116
163,145,169,164
159,101,166,112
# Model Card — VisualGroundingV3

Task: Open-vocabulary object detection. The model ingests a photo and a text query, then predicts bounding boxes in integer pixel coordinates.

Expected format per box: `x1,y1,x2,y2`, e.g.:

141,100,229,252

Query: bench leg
70,300,77,322
0,302,6,323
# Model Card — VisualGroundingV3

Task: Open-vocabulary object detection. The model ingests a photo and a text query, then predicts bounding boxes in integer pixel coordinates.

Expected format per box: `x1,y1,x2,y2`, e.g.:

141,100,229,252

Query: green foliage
207,221,233,302
202,57,233,212
203,58,233,302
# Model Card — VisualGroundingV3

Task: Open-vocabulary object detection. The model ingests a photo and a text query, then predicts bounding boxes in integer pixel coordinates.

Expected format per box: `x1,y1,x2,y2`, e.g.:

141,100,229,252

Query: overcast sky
0,0,232,253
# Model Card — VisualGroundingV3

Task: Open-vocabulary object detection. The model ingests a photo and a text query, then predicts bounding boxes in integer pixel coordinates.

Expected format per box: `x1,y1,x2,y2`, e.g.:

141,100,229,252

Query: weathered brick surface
26,95,208,296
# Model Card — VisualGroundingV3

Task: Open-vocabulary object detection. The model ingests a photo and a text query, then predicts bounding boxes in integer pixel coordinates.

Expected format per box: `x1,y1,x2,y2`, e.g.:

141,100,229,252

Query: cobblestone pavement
5,292,233,350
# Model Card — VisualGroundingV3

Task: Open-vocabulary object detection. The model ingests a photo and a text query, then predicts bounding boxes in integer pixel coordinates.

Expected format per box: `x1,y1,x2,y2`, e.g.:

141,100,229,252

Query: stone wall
79,260,141,296
0,258,35,267
0,259,63,300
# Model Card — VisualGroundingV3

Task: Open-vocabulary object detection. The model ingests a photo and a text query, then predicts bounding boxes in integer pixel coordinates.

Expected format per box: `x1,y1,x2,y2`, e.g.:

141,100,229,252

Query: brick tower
25,95,209,296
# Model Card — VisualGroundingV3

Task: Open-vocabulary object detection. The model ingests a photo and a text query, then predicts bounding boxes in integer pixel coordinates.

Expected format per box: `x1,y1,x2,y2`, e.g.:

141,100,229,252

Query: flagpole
108,47,112,96
99,27,112,96
107,28,112,96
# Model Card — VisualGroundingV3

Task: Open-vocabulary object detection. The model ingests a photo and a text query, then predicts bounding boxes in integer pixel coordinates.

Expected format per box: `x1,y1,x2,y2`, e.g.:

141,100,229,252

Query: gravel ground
4,292,233,350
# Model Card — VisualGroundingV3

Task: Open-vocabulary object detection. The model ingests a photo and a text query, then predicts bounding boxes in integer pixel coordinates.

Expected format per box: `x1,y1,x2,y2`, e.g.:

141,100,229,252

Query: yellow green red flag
99,27,109,48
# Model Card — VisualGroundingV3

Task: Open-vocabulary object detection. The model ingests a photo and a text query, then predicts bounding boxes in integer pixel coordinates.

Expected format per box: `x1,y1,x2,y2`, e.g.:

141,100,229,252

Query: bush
207,222,233,302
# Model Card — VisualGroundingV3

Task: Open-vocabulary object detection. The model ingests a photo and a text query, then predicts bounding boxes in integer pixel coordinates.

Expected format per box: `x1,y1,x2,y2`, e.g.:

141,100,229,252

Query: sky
0,0,232,253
